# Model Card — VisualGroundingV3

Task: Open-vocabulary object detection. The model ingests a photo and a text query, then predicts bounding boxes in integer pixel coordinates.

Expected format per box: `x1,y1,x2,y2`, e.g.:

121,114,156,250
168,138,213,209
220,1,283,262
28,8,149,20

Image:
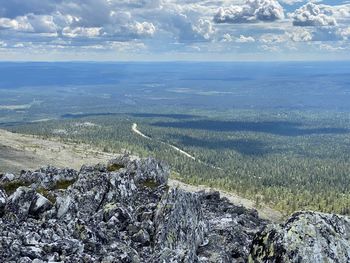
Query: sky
0,0,349,61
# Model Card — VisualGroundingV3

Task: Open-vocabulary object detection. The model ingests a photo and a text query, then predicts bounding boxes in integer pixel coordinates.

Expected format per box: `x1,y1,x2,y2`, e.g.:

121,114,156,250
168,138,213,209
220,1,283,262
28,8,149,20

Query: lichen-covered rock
0,156,172,262
197,191,266,263
5,187,37,220
129,156,170,187
249,211,350,263
153,189,208,262
0,173,15,183
1,167,78,191
1,155,347,262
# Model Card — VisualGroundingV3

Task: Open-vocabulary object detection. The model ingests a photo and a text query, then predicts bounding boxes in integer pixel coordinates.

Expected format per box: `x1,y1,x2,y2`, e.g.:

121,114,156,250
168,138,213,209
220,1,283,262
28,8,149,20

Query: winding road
0,127,282,222
132,123,222,170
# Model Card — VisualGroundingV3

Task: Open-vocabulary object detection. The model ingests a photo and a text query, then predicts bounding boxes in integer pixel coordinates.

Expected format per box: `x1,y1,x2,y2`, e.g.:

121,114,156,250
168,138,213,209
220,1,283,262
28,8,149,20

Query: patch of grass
107,163,124,172
53,179,76,190
1,181,31,195
141,179,160,189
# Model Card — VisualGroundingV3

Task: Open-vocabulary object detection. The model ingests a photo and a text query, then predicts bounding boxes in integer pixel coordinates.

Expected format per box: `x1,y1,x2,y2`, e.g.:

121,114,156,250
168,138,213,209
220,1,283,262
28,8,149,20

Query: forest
6,109,350,217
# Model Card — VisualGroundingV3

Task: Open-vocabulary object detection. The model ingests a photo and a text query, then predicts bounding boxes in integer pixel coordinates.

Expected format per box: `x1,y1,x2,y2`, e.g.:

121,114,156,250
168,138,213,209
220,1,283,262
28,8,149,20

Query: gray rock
131,157,170,187
0,189,7,216
0,155,348,262
132,229,150,245
5,187,37,220
197,191,266,263
0,173,15,183
29,193,53,218
249,211,350,263
153,188,208,262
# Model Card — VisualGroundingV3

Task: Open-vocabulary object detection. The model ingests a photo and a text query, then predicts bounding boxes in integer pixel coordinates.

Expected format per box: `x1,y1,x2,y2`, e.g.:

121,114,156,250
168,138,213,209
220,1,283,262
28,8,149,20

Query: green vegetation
141,179,161,189
53,179,76,190
1,181,31,195
6,110,350,216
107,164,124,172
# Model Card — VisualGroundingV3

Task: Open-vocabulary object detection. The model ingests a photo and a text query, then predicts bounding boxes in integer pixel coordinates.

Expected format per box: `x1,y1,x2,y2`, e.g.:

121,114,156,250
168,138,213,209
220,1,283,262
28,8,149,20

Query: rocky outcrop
153,189,207,262
0,155,349,262
249,211,350,263
0,188,7,216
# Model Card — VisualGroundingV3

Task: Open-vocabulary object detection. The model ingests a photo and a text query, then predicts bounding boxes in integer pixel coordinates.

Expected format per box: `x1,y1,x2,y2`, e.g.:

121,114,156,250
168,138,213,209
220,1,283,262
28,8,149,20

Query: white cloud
236,35,256,42
192,19,215,40
129,22,156,37
290,3,337,27
221,33,234,42
62,27,102,38
214,0,285,23
0,17,32,31
260,33,287,43
319,43,346,51
0,0,349,58
288,28,313,41
26,14,57,33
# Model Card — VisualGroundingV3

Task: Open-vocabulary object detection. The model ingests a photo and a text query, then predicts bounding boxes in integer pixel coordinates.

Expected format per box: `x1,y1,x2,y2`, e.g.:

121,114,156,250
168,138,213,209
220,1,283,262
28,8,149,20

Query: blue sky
0,0,349,61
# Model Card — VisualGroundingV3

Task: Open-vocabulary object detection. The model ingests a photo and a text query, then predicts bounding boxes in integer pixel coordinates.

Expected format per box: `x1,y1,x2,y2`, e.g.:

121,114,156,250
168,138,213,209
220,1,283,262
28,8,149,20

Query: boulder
249,211,350,263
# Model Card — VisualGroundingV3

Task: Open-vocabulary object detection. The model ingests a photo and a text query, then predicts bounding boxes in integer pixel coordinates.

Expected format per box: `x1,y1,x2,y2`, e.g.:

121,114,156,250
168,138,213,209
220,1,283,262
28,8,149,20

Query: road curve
131,123,222,170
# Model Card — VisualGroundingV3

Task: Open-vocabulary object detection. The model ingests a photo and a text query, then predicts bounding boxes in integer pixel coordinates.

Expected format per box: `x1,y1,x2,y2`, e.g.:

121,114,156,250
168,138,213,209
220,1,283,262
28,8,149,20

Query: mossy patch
1,181,31,195
107,164,124,172
53,179,76,190
141,179,160,189
103,202,118,212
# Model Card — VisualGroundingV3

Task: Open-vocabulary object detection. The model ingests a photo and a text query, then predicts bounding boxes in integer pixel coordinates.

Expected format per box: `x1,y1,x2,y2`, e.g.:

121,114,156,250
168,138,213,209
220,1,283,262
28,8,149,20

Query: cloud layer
0,0,349,60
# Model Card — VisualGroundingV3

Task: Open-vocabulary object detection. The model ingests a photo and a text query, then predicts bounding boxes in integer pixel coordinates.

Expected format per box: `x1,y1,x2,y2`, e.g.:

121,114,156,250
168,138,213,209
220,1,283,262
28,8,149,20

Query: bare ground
0,129,115,173
0,129,282,222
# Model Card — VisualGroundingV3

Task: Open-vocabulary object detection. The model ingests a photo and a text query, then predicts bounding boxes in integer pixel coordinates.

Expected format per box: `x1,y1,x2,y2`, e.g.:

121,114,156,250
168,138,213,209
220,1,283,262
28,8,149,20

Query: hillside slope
0,128,281,221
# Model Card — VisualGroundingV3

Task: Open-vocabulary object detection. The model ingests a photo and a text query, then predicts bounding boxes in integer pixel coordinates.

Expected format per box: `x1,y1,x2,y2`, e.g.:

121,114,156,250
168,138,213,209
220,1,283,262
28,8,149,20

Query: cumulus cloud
128,22,156,37
0,2,157,42
236,35,255,42
192,19,215,40
26,14,58,33
221,33,234,42
260,33,287,43
290,3,337,26
0,17,32,31
288,28,313,42
0,0,349,57
62,27,101,38
0,0,222,45
214,0,285,23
